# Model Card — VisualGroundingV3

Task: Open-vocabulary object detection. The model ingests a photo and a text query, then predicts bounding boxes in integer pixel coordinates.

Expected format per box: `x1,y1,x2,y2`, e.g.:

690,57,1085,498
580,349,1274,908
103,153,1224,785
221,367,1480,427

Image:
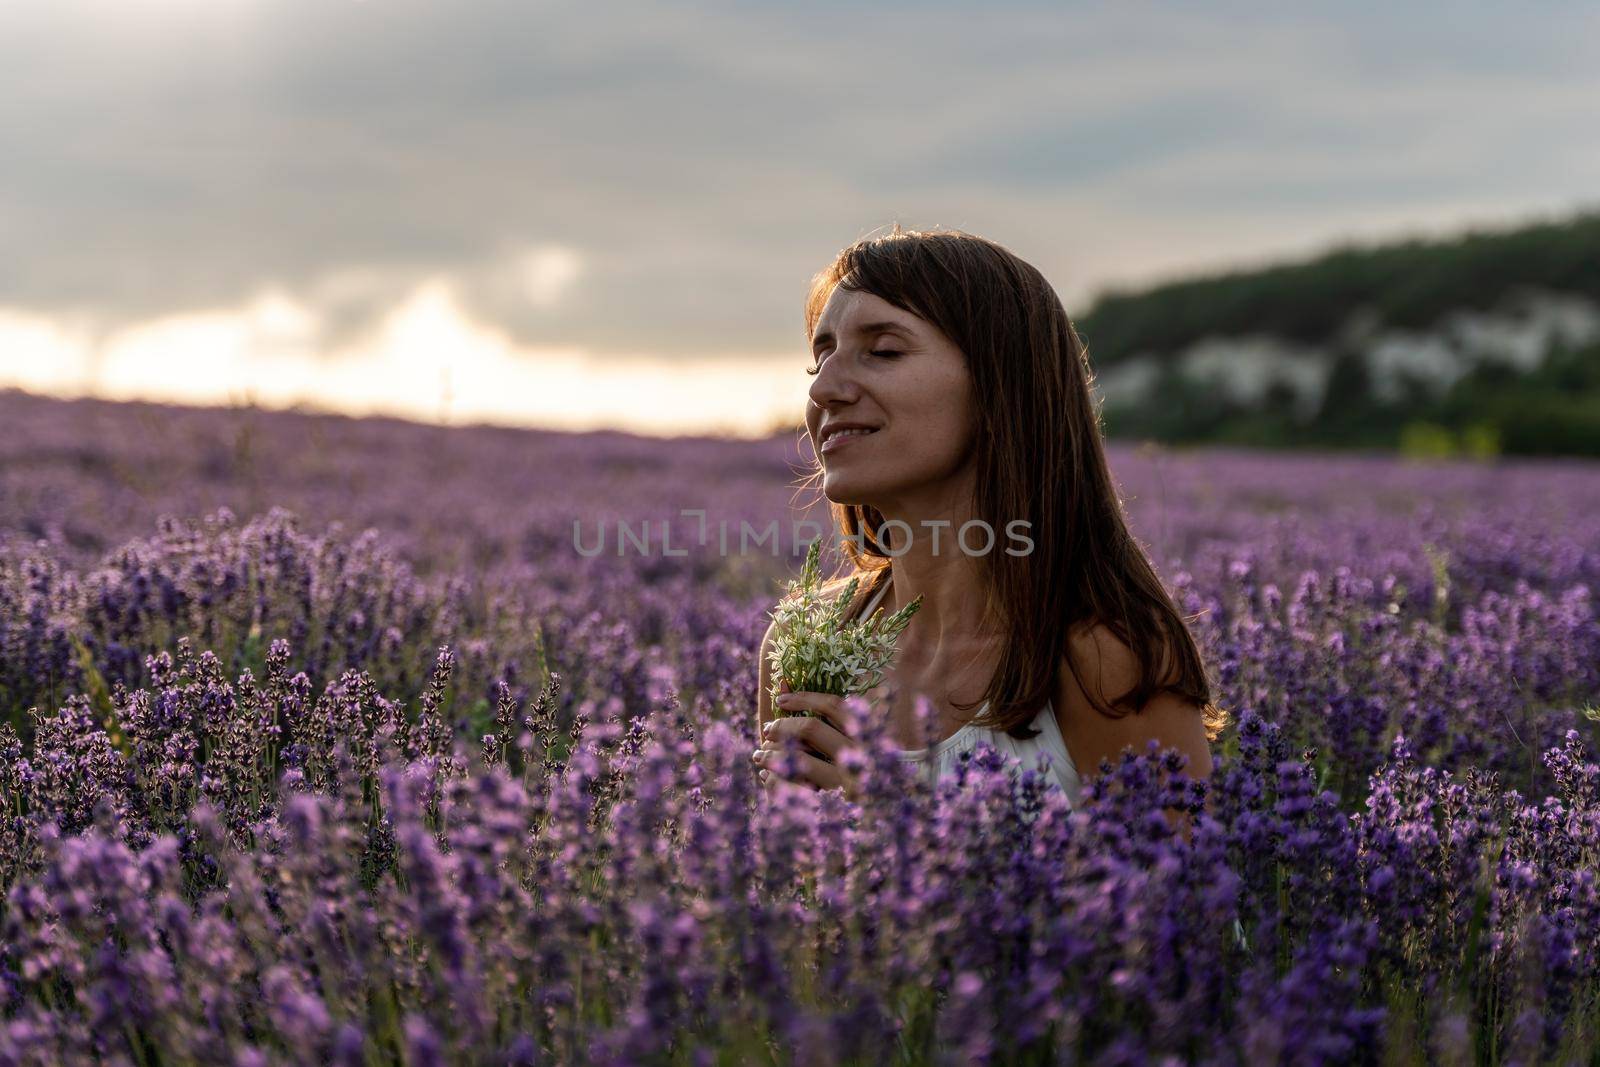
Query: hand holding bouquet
753,541,921,796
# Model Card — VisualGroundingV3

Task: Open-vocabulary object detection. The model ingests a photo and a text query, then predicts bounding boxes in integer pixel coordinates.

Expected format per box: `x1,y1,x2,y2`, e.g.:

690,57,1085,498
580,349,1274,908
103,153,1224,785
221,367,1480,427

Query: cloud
507,246,585,309
0,0,1596,433
0,279,807,437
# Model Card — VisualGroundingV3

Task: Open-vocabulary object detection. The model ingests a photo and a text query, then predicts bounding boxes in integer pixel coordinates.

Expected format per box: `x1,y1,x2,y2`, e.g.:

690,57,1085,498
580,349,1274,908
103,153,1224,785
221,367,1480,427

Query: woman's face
805,285,976,511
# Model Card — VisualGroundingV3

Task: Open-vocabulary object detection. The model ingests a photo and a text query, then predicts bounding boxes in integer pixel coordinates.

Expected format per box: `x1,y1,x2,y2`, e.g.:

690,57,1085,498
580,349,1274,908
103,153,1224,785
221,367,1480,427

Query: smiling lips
819,427,878,455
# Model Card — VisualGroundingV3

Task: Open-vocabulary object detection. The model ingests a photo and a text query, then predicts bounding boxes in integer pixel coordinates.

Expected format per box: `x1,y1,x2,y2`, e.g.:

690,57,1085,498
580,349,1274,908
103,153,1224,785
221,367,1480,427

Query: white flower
766,541,922,714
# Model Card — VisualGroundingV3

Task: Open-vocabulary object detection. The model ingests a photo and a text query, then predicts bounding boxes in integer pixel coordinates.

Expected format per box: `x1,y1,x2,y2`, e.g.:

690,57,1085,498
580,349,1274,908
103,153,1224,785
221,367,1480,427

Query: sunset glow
0,281,805,438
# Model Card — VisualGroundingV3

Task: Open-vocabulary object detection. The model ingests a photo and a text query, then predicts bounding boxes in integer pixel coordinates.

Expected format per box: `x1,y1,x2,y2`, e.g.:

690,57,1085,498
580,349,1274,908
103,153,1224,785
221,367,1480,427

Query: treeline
1102,336,1600,457
1077,207,1600,457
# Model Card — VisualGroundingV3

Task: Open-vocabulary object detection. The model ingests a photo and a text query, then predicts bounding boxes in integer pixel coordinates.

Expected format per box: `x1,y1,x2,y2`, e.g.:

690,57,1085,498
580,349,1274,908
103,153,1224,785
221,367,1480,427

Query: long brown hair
798,225,1226,743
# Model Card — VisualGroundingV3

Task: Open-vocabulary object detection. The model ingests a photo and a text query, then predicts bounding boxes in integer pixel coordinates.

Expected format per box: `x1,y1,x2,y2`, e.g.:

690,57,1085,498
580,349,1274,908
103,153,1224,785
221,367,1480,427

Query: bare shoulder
1061,617,1185,701
1055,620,1213,779
1065,621,1147,703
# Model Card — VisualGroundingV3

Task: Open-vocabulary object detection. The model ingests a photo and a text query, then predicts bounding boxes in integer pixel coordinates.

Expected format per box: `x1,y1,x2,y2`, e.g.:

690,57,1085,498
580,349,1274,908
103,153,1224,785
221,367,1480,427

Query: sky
2,0,1597,437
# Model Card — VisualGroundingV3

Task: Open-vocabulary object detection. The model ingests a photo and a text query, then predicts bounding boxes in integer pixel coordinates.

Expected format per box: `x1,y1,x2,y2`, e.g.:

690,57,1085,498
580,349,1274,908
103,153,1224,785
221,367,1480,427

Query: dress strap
858,571,892,621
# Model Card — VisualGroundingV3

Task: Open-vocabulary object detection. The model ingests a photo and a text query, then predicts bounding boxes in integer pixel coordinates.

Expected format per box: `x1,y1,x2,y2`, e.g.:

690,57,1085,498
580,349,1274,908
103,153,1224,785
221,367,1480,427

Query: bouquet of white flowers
766,541,922,717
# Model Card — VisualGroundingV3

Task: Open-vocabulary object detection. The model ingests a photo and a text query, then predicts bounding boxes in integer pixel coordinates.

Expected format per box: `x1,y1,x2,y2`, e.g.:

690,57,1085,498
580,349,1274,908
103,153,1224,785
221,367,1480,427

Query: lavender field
2,387,1600,1065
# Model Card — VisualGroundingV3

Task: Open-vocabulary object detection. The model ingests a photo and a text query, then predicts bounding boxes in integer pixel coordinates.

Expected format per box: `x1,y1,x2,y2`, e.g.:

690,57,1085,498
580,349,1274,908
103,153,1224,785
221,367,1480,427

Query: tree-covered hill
1077,207,1600,457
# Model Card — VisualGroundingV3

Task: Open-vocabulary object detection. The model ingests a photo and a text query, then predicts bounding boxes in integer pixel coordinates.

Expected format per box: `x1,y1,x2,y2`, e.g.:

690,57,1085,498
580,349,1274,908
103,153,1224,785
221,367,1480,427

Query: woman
751,226,1226,816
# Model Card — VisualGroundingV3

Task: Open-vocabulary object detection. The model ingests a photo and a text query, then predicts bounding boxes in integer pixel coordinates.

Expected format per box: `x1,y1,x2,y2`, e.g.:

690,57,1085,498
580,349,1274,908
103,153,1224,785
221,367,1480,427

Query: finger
753,735,833,770
757,757,797,792
763,744,843,792
757,733,835,769
827,692,876,740
774,691,852,736
761,750,858,799
764,711,851,761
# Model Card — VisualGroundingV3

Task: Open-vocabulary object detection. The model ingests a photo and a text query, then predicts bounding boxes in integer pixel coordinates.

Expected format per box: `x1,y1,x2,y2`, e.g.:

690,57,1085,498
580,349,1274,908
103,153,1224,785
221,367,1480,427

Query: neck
870,492,998,668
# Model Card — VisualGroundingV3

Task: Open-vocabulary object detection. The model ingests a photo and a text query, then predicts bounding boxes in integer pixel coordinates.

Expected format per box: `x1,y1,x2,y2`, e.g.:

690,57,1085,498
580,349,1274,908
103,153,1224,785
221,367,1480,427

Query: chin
823,462,913,508
821,477,871,507
820,467,884,507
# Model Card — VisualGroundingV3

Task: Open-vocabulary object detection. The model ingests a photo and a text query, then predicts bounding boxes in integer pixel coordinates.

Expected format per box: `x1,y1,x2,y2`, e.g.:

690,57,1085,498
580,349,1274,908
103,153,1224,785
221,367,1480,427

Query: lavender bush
1,388,1599,1064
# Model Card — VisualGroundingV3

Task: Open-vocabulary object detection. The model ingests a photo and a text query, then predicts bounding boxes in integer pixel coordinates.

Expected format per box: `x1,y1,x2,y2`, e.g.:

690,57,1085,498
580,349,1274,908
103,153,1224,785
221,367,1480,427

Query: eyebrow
810,321,913,351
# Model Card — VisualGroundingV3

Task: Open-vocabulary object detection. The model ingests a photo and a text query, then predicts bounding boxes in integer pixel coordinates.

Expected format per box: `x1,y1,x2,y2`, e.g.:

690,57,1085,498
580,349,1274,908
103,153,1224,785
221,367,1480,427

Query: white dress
859,578,1084,808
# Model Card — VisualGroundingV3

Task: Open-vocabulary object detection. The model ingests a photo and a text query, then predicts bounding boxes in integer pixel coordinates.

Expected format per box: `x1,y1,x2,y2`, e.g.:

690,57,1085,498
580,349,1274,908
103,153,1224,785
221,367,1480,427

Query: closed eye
805,349,901,376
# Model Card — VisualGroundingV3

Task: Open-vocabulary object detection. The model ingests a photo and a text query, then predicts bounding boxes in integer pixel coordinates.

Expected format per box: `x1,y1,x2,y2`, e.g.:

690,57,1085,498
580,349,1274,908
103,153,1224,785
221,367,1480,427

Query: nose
807,347,861,414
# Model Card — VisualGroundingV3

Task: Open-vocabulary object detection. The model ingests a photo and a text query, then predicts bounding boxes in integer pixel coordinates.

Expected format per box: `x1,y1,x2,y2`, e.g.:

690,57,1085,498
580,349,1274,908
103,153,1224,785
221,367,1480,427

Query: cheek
897,386,974,467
